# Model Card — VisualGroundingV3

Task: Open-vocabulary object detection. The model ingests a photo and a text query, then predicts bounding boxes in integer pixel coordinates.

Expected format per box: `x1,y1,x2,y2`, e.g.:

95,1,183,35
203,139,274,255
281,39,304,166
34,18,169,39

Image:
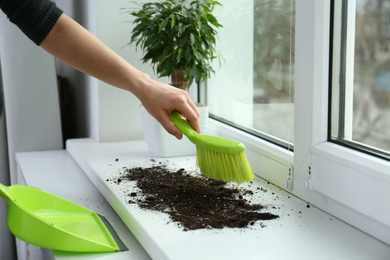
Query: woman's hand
135,74,200,140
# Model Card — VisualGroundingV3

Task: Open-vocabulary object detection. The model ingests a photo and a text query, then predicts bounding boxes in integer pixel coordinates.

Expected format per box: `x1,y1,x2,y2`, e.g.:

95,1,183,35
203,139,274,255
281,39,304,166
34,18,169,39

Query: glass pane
208,0,295,149
330,0,390,159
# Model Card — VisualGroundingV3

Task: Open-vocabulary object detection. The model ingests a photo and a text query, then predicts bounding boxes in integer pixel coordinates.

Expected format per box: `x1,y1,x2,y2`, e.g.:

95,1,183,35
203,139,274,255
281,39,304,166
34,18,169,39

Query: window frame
206,0,390,245
329,0,390,161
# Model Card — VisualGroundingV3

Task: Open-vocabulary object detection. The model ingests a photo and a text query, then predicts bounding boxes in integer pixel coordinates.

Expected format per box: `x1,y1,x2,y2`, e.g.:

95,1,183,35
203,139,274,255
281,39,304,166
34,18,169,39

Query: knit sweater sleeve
0,0,63,45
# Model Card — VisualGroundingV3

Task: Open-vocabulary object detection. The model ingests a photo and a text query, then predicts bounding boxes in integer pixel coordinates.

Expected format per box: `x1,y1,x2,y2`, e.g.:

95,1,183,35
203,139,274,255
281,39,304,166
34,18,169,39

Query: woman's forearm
41,14,200,138
41,14,142,95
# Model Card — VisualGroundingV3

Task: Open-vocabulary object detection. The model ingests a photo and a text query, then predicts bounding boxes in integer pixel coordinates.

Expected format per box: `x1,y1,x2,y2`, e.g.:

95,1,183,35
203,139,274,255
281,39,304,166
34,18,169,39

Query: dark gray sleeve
0,0,63,45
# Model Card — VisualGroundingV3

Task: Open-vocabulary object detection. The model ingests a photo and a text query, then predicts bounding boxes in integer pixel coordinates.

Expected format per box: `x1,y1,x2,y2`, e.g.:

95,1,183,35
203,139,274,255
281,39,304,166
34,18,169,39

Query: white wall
0,16,63,185
96,0,170,142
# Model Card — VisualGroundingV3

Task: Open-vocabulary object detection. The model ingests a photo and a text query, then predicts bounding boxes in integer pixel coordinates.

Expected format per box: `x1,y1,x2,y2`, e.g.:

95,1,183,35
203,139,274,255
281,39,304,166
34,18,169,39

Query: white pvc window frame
207,0,390,245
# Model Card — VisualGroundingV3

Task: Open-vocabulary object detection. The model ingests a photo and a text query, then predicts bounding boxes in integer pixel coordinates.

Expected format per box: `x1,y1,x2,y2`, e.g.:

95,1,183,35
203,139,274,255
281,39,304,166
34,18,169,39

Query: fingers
157,97,200,139
158,112,183,140
169,89,200,134
188,97,200,117
161,98,200,139
176,105,200,134
138,79,201,139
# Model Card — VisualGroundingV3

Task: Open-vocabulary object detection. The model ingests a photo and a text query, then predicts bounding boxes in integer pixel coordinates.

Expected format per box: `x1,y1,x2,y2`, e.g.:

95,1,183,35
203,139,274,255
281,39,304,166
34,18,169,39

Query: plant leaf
171,14,176,28
159,18,169,33
190,33,195,45
176,48,183,63
178,23,186,36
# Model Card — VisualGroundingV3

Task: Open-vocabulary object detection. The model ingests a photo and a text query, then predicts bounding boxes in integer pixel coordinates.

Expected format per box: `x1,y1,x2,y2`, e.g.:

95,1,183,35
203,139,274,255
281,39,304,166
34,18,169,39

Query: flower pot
139,104,209,157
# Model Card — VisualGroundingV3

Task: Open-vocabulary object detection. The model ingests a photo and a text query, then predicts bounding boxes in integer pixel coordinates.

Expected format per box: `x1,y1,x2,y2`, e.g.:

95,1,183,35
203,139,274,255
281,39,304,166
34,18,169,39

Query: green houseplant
125,0,222,90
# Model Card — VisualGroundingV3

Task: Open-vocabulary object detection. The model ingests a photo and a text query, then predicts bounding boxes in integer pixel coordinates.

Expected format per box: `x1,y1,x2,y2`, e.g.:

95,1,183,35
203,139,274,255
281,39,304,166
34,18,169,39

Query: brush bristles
196,146,254,184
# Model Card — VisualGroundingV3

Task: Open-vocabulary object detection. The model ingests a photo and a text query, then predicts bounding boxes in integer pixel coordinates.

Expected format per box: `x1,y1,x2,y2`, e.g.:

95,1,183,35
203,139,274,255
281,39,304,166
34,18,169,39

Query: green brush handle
169,110,245,154
169,110,199,141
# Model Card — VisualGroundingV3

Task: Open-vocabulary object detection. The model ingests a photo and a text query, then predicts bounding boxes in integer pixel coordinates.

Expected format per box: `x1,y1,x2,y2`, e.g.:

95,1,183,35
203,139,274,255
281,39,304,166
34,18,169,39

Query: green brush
169,110,254,183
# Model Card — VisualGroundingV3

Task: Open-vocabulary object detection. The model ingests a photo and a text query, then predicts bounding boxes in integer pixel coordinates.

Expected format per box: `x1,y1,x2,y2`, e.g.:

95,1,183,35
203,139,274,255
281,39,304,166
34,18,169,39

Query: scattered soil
111,164,279,231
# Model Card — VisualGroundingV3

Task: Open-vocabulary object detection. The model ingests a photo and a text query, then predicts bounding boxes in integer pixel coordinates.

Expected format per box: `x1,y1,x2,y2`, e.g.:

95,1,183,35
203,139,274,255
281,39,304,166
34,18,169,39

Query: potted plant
124,0,223,157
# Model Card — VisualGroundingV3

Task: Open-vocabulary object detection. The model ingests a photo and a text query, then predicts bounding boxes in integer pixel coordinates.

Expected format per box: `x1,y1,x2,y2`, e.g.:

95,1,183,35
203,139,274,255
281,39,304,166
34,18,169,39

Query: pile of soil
113,164,279,231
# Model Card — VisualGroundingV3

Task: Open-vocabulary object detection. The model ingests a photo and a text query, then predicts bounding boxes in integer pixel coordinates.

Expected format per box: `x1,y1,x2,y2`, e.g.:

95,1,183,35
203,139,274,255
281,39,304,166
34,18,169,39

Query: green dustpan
0,182,123,252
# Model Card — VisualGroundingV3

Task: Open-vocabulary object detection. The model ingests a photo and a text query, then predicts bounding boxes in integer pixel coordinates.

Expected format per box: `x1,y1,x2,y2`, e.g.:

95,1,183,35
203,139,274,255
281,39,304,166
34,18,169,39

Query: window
207,0,390,245
207,0,295,149
330,0,390,160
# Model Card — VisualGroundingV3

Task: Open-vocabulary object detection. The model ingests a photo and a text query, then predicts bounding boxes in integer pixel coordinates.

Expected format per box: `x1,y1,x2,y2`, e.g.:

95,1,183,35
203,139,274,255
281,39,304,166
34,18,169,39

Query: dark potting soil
113,164,279,231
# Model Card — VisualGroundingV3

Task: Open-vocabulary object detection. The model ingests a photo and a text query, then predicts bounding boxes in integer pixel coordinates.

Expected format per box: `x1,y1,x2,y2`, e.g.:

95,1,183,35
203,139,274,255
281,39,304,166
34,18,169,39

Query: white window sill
62,138,390,260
